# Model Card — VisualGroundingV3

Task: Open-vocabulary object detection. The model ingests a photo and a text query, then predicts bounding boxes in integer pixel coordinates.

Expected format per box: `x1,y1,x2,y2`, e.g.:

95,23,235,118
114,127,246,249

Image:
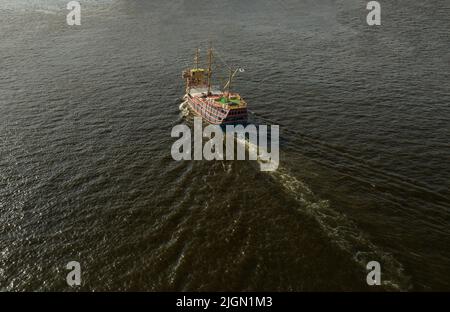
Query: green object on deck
216,97,240,105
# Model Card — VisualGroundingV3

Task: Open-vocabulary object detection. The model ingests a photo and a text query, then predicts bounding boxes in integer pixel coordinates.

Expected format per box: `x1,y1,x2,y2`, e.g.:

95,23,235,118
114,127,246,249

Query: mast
207,44,213,95
226,69,232,99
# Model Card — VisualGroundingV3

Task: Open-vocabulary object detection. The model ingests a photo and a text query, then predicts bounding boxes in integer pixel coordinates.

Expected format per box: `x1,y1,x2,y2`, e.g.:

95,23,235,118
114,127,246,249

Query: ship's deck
211,95,247,109
188,87,247,109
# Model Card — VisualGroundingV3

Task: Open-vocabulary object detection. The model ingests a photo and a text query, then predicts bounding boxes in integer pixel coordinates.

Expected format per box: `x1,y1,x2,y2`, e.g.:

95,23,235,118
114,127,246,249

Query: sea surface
0,0,449,291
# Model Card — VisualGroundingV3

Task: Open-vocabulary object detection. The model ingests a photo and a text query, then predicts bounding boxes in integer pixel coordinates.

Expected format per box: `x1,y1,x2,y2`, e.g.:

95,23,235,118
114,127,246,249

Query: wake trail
237,130,412,290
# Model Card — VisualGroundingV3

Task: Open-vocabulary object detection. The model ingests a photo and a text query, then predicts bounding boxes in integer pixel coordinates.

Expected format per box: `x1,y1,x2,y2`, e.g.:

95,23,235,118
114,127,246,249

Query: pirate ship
181,46,248,125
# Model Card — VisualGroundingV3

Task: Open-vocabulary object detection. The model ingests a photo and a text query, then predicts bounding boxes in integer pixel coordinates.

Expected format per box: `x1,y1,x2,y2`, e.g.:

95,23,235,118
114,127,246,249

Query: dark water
1,0,449,291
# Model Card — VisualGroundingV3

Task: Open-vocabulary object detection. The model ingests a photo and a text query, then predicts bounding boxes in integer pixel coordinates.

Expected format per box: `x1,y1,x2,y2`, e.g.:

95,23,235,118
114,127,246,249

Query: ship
181,46,248,125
